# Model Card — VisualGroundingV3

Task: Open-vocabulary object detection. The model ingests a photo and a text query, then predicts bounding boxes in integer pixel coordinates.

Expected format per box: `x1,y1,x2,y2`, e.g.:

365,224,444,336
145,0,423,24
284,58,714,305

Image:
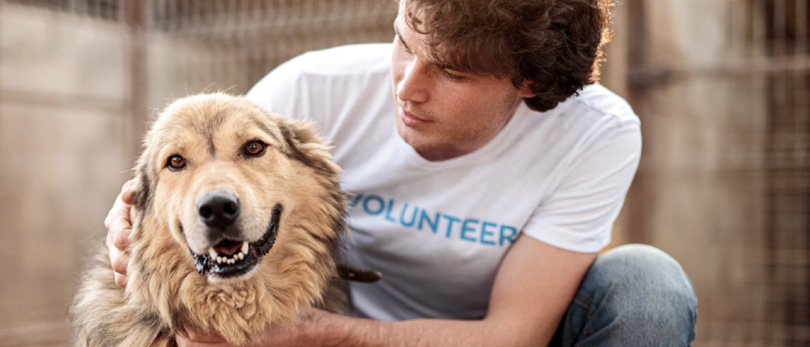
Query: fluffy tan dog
70,93,369,346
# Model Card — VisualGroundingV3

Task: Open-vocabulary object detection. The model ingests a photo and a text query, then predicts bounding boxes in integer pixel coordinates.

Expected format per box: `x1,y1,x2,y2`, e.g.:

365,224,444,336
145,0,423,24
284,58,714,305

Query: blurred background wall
0,0,807,346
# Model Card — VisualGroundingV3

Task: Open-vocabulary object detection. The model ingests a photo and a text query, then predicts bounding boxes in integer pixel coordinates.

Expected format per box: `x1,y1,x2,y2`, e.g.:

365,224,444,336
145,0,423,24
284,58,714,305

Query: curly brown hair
404,0,612,112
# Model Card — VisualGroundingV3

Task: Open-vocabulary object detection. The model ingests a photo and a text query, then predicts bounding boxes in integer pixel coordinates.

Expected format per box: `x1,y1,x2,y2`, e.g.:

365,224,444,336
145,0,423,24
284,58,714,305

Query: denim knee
562,244,698,346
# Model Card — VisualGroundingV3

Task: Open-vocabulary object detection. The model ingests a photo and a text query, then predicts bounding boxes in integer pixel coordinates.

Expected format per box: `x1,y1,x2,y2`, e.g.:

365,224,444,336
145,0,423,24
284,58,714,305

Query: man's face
391,0,534,161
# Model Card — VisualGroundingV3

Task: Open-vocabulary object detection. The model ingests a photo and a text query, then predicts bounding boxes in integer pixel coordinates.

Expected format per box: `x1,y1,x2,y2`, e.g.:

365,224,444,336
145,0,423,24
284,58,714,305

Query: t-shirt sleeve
522,114,641,253
245,56,309,121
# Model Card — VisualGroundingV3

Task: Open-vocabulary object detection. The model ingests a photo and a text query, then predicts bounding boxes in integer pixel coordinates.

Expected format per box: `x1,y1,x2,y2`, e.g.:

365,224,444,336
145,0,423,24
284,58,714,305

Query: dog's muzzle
191,203,282,279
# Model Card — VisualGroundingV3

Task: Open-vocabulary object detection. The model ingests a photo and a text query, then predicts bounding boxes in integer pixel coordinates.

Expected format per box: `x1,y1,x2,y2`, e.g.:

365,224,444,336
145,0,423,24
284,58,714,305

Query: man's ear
518,83,536,98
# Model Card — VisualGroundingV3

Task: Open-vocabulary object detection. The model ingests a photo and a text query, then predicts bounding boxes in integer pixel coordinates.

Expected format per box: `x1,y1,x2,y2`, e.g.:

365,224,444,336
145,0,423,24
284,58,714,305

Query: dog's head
126,93,345,335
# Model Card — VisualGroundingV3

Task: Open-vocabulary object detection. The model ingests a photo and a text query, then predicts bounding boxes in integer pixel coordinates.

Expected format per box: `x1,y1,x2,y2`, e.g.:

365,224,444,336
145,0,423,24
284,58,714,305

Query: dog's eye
244,140,266,157
167,155,186,171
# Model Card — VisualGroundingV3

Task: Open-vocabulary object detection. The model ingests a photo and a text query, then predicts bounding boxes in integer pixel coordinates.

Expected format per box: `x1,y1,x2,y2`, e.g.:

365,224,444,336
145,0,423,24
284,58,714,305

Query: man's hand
105,179,136,288
175,330,231,347
175,309,330,347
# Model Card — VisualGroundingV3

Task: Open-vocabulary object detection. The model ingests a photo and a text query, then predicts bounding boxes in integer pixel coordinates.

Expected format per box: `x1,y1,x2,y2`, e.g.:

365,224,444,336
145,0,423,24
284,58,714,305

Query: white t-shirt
246,43,641,321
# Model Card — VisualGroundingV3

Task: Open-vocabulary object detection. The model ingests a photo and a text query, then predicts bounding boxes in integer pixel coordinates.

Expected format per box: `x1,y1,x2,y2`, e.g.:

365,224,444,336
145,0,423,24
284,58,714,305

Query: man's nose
397,59,430,104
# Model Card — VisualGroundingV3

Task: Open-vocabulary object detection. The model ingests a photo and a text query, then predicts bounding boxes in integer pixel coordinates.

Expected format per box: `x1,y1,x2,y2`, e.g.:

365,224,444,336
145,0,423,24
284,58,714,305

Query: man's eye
395,35,412,54
442,70,465,81
167,155,186,171
244,140,266,157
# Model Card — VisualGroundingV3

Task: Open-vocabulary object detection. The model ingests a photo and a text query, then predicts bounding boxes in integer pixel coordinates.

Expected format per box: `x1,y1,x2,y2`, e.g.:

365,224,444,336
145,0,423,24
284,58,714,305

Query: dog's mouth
191,204,282,280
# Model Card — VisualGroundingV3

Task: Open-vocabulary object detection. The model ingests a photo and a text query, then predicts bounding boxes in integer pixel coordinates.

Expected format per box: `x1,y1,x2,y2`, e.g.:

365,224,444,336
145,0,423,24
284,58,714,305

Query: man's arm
334,236,595,346
181,235,595,347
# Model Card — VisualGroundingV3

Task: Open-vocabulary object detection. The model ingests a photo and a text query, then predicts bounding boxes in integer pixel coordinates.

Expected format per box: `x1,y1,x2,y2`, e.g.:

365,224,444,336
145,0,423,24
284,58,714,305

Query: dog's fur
70,93,351,346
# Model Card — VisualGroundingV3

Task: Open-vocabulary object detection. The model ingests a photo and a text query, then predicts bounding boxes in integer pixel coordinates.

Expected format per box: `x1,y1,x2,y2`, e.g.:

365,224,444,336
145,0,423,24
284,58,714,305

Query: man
106,0,698,345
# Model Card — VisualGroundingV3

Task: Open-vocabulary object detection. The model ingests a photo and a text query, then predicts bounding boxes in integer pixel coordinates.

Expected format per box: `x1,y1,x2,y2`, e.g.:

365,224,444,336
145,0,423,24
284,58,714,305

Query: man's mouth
191,204,282,279
399,106,431,127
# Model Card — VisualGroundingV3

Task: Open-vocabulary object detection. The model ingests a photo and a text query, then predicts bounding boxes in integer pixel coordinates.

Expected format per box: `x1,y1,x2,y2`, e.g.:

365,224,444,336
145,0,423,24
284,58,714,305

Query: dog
70,93,378,346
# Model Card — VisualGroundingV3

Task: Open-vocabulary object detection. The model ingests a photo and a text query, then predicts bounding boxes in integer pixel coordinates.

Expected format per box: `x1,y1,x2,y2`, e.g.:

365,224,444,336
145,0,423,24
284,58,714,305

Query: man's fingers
109,245,129,275
176,329,231,346
105,180,136,229
109,218,132,250
108,225,130,289
114,272,128,288
121,179,136,204
108,242,130,288
103,179,137,289
122,178,137,190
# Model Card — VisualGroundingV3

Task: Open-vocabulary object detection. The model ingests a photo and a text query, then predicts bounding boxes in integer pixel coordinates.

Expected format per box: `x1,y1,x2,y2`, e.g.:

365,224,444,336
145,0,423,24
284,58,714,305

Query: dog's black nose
197,190,241,229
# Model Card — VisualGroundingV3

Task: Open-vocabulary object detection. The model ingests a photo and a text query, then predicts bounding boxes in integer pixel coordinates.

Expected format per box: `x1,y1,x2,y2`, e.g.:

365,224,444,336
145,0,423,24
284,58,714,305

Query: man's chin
396,125,430,151
404,137,457,161
395,122,466,160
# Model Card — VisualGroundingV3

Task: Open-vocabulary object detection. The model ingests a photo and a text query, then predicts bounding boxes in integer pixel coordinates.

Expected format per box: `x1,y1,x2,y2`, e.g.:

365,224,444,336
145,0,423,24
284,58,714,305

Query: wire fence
148,0,395,95
622,0,810,346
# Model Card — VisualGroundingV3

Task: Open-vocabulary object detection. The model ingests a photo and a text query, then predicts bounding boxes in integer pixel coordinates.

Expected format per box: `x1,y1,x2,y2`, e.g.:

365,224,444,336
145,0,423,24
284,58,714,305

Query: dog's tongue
213,240,242,256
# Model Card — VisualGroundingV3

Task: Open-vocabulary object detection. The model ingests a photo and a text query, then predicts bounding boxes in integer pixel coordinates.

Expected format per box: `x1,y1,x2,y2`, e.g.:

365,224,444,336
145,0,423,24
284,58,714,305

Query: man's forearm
246,237,590,347
302,310,548,347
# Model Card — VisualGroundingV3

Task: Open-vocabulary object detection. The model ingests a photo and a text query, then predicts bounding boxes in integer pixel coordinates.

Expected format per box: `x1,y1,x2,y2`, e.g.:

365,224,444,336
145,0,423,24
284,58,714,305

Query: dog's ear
130,146,157,216
131,172,152,213
277,120,341,181
124,170,152,241
276,119,349,239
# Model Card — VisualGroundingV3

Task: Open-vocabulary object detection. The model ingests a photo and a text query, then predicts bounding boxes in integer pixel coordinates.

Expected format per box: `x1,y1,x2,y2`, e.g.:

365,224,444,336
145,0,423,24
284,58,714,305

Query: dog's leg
70,247,171,347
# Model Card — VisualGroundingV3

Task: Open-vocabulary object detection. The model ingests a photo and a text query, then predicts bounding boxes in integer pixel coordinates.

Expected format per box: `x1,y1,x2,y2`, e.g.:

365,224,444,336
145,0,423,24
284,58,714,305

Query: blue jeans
549,244,698,346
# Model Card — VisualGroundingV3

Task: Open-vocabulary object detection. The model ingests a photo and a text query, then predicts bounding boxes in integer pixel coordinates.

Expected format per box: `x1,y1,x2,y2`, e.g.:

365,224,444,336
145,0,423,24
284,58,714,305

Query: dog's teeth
208,248,218,259
237,252,244,260
227,258,235,264
241,241,249,254
216,256,223,264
